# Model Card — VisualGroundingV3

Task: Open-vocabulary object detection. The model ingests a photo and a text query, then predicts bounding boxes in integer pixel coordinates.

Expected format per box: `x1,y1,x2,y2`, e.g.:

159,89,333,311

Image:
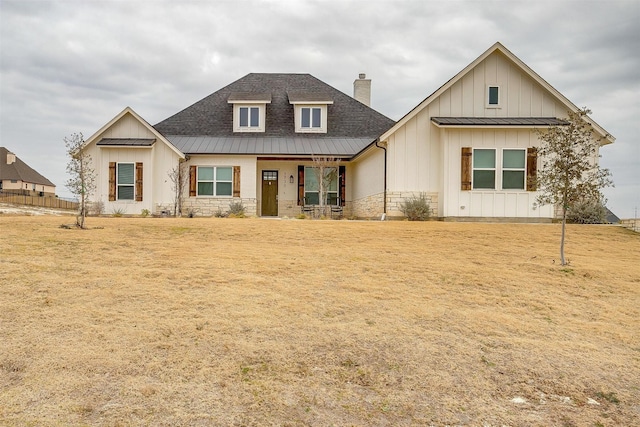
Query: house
0,147,56,196
359,42,614,220
81,42,614,220
81,73,395,217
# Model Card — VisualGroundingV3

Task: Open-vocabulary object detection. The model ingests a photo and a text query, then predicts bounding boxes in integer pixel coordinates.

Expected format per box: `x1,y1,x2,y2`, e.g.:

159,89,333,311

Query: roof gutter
375,138,387,215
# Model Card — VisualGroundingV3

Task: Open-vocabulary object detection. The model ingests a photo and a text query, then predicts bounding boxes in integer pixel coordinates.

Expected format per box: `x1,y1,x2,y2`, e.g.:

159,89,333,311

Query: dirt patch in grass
1,217,638,426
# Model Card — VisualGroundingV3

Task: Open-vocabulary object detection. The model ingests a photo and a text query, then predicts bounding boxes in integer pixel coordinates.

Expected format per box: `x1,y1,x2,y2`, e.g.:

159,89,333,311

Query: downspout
375,138,387,216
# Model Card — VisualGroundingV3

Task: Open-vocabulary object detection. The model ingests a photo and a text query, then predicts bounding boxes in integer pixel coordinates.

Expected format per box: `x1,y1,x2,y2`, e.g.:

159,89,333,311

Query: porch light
289,174,294,183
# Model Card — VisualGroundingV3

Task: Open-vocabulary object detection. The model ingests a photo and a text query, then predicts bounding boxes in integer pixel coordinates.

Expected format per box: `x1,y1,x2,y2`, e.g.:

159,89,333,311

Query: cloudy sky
1,0,638,218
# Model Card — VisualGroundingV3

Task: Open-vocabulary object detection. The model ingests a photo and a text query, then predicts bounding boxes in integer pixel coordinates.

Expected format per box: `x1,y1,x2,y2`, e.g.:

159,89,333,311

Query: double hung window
502,149,526,190
117,163,135,200
197,166,233,196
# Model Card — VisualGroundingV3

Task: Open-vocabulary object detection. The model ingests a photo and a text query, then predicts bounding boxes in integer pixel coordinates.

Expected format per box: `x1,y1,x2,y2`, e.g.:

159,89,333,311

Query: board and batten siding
442,129,553,218
383,50,568,219
84,111,182,215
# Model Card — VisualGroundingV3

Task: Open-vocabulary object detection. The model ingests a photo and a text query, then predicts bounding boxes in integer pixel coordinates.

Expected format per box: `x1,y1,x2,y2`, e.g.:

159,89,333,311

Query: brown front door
261,170,278,216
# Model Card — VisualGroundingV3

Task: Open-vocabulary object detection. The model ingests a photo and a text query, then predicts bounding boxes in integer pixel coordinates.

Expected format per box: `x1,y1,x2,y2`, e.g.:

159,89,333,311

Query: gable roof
154,73,395,156
0,147,55,187
378,42,615,144
83,107,184,158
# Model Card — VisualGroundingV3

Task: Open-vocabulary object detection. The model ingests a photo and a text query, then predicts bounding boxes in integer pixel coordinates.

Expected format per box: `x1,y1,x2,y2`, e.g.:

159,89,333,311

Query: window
293,104,329,133
231,104,267,132
301,107,321,128
502,149,526,189
472,149,496,189
304,166,338,205
117,163,135,200
197,166,233,196
487,85,500,107
239,107,260,128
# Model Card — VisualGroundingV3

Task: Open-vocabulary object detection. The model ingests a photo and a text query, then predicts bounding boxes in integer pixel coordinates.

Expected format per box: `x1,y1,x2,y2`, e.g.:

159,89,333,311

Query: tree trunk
560,206,567,265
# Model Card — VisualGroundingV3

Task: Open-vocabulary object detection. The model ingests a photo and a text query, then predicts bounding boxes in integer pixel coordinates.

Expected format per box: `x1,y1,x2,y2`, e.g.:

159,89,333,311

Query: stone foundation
155,198,257,217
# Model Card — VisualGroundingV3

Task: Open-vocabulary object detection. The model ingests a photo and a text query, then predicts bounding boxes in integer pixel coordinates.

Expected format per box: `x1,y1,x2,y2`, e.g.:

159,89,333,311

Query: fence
619,218,639,233
0,193,78,210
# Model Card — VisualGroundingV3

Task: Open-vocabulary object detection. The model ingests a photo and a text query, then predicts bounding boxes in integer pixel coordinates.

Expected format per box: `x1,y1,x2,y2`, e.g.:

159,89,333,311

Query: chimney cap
358,73,366,79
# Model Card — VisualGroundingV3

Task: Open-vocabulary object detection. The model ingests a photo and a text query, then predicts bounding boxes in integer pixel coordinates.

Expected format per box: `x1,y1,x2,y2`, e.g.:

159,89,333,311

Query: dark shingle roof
0,147,55,187
153,73,395,155
431,117,569,126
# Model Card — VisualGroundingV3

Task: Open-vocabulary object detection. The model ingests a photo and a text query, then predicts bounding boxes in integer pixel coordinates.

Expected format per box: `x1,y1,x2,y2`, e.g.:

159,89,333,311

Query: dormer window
301,107,322,129
228,92,271,133
288,92,333,134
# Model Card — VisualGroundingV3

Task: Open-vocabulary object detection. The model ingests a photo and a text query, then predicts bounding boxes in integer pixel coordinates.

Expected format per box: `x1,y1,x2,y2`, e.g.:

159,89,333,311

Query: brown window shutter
108,162,116,201
526,147,538,191
461,147,472,190
135,162,143,201
189,165,197,197
233,166,241,197
339,165,346,206
297,165,304,206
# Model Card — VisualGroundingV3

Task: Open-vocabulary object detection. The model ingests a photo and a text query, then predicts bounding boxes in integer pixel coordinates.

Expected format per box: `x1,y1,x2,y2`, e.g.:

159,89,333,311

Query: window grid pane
301,108,310,128
239,107,248,127
474,149,495,168
197,166,233,196
117,163,134,185
503,171,525,189
312,108,321,127
473,170,496,189
489,86,499,105
503,149,525,168
118,186,134,200
250,107,259,127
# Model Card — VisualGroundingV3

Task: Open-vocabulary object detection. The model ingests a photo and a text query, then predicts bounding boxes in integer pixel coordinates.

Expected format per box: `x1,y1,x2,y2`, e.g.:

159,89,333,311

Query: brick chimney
353,73,371,107
6,152,16,165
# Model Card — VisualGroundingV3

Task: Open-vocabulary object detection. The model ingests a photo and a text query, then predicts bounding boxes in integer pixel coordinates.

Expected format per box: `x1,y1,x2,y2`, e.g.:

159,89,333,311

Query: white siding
384,50,567,219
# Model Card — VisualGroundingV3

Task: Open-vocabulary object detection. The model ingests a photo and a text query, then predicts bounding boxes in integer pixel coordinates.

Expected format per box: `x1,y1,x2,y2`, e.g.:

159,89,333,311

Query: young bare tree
536,108,613,265
311,156,340,211
65,132,96,229
168,161,188,217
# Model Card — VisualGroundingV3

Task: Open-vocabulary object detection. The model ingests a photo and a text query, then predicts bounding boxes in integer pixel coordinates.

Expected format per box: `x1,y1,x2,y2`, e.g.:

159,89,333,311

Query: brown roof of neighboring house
0,147,55,187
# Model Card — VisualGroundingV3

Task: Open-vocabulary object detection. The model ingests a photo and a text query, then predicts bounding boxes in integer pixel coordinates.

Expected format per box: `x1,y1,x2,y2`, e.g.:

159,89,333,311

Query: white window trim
231,103,267,132
293,104,328,133
486,85,501,108
472,149,496,190
116,162,135,201
196,166,233,197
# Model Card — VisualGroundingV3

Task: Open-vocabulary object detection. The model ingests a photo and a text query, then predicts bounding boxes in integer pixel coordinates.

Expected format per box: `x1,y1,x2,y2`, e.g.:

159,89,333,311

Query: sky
1,0,638,218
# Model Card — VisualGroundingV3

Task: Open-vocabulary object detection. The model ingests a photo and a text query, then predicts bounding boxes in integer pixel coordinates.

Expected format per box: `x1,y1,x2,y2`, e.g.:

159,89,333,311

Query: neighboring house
358,42,614,220
81,73,394,217
81,42,614,220
0,147,56,196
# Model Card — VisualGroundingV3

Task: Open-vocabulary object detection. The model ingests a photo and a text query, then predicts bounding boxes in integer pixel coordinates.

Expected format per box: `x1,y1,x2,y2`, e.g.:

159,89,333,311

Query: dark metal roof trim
166,135,375,156
431,117,569,126
97,138,156,146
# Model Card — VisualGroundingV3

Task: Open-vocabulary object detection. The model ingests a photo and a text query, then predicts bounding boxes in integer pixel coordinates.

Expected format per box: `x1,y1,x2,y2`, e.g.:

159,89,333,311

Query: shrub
228,201,246,218
89,200,105,216
140,209,150,218
400,193,432,221
214,209,228,218
111,208,125,218
567,197,608,224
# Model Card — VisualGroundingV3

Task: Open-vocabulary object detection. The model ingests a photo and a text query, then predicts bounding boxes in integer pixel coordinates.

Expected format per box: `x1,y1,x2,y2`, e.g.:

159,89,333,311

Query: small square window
197,166,233,197
301,107,321,128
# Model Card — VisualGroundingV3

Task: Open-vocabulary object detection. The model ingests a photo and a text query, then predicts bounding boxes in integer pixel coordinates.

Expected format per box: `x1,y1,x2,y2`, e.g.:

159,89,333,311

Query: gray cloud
1,0,638,217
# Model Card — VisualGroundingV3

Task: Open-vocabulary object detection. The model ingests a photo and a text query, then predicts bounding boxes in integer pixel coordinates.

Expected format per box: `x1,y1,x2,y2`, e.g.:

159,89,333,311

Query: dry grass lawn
0,215,638,426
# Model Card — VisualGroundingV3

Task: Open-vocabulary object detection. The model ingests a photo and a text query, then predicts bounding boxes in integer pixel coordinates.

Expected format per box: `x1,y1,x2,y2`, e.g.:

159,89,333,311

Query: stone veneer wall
351,192,385,219
155,198,257,217
385,191,439,219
